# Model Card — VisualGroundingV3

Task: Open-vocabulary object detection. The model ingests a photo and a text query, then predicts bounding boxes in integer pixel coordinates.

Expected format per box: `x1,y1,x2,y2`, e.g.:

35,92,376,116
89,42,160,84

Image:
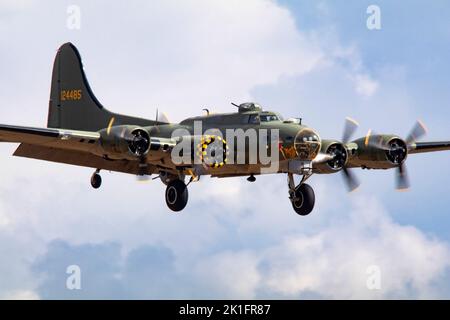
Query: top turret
236,102,262,113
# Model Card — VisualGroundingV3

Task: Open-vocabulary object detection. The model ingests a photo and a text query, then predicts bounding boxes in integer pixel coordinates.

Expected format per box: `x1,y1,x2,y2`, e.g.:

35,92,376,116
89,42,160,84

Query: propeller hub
386,138,407,165
128,129,150,157
326,143,348,170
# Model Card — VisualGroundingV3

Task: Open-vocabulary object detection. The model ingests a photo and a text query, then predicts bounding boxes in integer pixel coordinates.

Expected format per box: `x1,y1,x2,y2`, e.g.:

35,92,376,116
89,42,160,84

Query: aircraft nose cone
294,128,321,160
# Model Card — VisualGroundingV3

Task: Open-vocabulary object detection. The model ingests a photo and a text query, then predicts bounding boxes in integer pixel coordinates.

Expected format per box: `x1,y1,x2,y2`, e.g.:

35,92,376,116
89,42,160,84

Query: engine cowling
97,125,151,160
385,138,408,165
313,140,348,173
127,129,151,157
347,135,408,169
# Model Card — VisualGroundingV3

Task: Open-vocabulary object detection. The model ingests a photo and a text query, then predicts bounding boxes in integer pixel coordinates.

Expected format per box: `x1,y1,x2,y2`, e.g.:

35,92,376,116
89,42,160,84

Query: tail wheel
165,180,189,212
291,183,315,216
90,172,102,189
196,135,229,168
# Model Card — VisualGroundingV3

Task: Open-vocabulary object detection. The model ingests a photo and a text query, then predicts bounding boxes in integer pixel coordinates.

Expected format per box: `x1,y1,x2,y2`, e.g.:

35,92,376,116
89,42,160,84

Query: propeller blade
406,120,427,145
396,163,410,191
342,117,359,143
394,121,426,189
157,111,170,123
342,167,360,192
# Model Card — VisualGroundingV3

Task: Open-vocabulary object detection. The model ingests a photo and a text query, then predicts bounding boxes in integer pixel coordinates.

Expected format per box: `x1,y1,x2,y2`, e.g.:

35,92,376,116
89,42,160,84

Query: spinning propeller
340,117,360,192
364,120,427,190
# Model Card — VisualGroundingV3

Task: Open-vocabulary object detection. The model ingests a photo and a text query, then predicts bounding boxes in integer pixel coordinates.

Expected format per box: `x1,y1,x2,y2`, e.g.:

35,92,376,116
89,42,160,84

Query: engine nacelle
96,125,151,160
313,139,348,174
346,134,408,169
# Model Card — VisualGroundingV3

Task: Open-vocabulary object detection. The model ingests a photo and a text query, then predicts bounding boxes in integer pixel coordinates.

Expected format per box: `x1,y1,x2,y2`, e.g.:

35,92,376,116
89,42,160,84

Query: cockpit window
260,114,280,122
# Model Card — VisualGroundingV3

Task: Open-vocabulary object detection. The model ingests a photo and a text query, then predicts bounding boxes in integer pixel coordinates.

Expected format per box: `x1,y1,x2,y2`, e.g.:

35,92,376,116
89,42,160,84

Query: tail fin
47,42,157,131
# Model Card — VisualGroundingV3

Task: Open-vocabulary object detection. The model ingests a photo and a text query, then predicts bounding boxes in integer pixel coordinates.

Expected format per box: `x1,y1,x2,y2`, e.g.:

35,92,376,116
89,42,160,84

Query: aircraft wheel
90,172,102,189
165,180,188,212
291,183,315,216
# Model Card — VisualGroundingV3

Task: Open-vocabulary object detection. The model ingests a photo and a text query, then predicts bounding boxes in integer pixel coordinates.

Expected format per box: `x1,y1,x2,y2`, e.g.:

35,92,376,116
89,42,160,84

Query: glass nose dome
294,128,321,160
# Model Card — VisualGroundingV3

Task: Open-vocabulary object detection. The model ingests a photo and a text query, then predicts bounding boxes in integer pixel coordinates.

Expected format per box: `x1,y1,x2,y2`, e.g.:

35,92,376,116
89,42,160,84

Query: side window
241,115,250,124
249,114,260,124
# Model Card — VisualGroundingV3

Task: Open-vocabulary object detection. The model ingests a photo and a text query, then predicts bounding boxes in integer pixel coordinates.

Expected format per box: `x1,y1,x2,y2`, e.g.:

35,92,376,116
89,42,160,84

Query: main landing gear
165,179,189,212
288,173,315,216
91,169,102,189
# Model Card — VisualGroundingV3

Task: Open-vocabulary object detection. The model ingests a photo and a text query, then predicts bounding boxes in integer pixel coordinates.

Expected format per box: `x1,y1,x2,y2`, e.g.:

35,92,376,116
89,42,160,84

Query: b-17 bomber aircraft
1,43,450,216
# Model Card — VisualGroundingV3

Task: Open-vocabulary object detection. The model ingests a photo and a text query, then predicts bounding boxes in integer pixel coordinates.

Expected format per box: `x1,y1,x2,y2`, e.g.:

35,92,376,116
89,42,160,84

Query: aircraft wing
13,143,155,175
0,124,100,152
0,124,156,175
409,141,450,154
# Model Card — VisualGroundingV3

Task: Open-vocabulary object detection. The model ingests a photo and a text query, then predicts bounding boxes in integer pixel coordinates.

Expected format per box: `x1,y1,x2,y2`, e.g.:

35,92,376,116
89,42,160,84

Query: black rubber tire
165,180,189,212
291,183,315,216
90,173,102,189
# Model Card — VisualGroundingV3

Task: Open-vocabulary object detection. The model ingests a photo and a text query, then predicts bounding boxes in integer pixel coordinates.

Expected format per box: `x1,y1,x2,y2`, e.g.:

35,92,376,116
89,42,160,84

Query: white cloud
352,73,379,98
258,196,450,299
2,290,40,300
30,192,450,299
0,0,449,300
169,192,450,299
194,251,261,299
0,0,34,11
327,43,379,98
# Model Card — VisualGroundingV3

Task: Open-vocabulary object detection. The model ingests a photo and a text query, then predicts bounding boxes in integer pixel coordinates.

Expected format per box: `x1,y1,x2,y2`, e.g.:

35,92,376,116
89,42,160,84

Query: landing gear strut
288,173,315,216
165,179,189,212
91,169,102,189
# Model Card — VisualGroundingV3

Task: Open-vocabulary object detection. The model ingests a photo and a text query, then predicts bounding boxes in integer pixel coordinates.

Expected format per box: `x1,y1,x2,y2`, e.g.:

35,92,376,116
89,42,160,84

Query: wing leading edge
409,141,450,154
0,124,99,151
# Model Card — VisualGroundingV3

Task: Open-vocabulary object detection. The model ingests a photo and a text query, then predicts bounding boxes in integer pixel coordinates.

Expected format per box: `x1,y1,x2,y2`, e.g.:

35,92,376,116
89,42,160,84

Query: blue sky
1,0,450,299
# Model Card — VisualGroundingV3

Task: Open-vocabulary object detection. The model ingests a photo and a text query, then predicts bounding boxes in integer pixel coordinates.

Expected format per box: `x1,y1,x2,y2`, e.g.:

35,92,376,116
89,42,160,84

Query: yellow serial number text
61,89,82,101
